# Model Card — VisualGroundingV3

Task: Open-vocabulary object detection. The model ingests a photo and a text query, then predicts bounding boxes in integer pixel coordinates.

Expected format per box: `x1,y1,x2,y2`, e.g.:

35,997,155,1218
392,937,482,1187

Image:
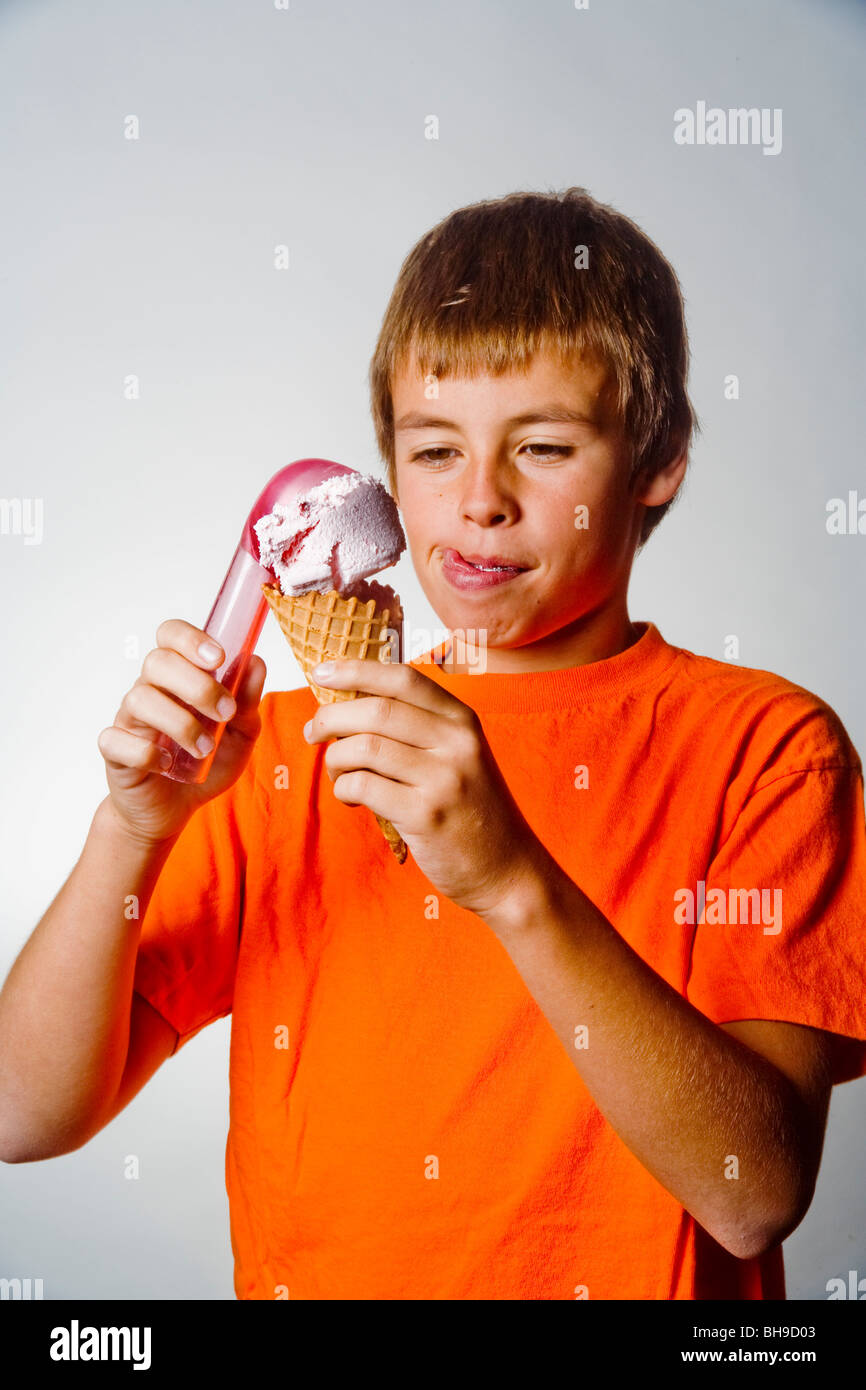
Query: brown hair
368,187,700,548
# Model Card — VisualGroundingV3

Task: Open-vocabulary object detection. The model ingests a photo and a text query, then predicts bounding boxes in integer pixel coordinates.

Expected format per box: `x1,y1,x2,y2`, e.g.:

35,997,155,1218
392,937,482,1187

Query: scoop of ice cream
254,470,405,597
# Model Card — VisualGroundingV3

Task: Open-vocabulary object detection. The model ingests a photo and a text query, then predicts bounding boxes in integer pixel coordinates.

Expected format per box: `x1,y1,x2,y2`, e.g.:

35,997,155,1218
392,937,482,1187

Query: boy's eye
522,444,572,459
410,448,456,466
409,444,573,466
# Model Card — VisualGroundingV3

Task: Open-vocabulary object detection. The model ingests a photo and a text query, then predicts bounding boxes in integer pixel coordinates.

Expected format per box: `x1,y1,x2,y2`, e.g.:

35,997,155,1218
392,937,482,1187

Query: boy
2,188,864,1300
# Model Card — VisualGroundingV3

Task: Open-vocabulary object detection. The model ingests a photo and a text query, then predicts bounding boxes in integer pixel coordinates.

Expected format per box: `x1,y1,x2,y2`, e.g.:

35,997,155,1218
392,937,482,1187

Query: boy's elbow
0,1113,91,1164
713,1188,814,1262
717,1223,783,1263
0,1115,27,1163
0,1129,48,1164
1,1137,83,1164
0,1131,34,1164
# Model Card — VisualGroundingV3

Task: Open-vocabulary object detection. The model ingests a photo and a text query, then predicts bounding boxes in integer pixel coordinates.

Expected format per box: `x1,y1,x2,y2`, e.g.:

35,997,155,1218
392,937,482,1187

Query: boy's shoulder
667,636,861,778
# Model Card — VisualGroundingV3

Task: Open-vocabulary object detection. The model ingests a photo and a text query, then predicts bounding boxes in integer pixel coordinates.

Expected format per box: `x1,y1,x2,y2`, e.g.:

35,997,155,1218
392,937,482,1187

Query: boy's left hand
303,659,550,922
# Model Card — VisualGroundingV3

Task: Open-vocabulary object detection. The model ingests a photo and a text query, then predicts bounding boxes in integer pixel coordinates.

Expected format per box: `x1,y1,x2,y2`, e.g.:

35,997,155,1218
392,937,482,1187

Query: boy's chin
433,616,536,659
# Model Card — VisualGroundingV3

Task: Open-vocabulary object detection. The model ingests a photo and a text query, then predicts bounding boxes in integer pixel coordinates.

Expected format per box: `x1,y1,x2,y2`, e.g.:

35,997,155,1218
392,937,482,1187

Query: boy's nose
458,457,520,526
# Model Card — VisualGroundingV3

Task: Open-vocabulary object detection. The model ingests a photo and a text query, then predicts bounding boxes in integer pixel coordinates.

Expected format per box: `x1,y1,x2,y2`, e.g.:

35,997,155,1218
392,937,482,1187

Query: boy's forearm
0,798,181,1161
480,861,811,1261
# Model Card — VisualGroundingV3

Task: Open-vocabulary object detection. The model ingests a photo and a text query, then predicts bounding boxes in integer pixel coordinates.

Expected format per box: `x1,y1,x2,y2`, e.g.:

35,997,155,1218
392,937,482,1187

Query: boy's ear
634,449,688,507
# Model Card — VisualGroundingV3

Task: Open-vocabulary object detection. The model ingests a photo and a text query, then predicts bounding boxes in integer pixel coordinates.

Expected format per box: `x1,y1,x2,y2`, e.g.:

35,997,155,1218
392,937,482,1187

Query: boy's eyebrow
395,405,598,432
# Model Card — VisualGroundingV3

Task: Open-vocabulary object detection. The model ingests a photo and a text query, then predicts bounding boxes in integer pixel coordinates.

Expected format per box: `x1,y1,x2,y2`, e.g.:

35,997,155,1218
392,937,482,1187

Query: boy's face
392,345,678,672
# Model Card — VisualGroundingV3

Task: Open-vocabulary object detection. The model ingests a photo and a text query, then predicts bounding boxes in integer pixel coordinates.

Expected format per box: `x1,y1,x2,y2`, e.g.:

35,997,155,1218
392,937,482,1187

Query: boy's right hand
97,620,268,848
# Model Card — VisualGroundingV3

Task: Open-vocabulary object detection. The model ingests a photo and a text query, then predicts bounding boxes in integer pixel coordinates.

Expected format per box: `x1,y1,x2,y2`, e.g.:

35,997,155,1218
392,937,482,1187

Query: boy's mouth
441,548,529,590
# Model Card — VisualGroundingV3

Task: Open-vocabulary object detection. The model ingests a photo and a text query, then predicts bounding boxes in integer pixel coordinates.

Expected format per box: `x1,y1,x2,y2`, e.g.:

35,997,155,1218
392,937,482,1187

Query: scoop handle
155,546,271,783
153,457,354,784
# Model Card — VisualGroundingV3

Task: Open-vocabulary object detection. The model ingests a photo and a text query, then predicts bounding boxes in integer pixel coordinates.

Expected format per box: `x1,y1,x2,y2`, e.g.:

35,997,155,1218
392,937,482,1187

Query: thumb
238,654,267,704
228,656,267,729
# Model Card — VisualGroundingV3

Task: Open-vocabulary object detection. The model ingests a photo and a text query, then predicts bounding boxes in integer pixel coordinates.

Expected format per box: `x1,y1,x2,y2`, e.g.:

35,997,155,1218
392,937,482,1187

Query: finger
155,619,226,671
237,655,267,704
229,655,267,717
323,731,426,787
222,657,267,739
121,682,217,761
98,724,172,774
140,647,236,724
330,767,417,826
306,692,443,751
312,659,468,720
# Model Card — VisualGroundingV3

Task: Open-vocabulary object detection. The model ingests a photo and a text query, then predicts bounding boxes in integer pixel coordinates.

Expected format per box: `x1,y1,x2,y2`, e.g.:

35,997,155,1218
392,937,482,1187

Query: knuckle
362,731,382,758
142,646,168,684
334,770,354,797
139,656,159,689
452,725,479,766
460,706,482,737
374,695,392,723
125,683,146,718
453,719,475,748
444,763,465,799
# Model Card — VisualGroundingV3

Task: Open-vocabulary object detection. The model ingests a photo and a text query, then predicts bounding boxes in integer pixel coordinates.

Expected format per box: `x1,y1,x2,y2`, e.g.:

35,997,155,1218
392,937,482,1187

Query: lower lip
441,549,528,591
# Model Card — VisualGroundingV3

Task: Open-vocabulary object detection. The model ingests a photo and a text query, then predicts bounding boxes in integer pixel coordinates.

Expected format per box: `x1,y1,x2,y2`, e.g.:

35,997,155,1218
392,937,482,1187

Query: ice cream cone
262,582,408,864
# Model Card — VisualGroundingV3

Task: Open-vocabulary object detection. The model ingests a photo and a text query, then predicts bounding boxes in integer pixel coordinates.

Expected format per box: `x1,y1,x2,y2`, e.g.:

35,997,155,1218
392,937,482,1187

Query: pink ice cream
253,470,405,598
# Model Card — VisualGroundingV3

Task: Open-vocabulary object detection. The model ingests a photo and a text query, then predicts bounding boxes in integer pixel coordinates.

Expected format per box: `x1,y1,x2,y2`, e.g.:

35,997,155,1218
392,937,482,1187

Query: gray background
1,0,864,1299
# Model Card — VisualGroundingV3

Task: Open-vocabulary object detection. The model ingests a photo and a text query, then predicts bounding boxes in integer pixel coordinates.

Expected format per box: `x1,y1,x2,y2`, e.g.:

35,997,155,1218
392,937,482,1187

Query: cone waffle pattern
262,584,407,864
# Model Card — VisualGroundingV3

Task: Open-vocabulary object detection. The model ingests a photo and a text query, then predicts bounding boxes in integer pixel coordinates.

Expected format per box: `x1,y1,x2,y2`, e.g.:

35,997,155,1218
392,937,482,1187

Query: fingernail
217,696,236,720
314,662,335,678
302,720,313,739
196,733,215,756
199,641,222,664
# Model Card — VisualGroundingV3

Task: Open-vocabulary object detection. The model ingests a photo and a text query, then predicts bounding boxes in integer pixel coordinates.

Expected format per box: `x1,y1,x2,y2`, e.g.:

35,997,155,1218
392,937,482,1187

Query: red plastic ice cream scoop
155,458,356,783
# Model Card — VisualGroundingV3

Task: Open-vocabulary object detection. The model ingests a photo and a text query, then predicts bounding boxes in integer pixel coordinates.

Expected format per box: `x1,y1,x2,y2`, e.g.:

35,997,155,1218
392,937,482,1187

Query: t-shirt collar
409,621,682,712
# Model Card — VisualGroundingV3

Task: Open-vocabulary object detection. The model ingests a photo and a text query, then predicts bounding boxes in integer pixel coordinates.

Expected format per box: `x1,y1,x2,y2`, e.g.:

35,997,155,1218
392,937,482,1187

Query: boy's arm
0,799,183,1164
480,871,842,1262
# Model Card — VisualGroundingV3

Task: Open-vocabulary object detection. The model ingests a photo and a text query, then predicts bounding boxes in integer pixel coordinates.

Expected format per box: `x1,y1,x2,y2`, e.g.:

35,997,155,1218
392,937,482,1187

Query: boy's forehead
392,346,615,423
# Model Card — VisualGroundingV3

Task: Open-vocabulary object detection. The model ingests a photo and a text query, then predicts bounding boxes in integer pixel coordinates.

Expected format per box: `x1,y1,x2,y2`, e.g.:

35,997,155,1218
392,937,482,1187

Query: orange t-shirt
133,620,866,1300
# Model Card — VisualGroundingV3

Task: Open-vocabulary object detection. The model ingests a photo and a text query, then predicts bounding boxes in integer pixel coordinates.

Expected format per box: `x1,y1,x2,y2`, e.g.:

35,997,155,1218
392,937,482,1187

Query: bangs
392,321,624,414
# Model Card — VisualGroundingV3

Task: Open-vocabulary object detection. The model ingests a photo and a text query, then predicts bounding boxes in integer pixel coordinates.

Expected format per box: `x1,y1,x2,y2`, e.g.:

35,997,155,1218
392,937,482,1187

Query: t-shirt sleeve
133,755,254,1056
685,735,866,1085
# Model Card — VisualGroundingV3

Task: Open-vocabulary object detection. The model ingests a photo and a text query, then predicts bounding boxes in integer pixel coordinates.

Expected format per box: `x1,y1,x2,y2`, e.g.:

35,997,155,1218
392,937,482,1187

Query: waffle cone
262,583,408,864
